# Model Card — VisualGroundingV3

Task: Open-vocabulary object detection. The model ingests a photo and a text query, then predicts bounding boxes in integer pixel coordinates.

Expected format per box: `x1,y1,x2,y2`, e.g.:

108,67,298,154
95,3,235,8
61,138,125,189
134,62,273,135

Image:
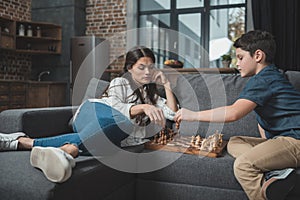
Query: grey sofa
1,70,300,200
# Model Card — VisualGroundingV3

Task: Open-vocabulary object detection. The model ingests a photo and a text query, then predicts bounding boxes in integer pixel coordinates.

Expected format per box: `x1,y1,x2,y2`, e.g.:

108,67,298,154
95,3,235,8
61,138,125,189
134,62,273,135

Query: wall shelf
15,49,61,55
0,16,61,55
0,16,15,50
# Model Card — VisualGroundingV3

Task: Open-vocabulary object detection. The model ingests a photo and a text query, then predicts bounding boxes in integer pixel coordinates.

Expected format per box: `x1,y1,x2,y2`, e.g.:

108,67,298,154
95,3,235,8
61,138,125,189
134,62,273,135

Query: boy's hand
174,108,199,122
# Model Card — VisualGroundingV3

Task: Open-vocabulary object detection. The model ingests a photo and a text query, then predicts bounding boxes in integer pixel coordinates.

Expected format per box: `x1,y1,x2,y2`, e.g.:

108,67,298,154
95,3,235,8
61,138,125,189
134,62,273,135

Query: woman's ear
125,65,132,74
127,68,132,74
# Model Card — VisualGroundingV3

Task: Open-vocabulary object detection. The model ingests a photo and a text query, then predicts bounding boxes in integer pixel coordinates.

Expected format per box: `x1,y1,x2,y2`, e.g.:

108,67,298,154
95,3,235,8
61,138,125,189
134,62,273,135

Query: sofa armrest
0,106,77,138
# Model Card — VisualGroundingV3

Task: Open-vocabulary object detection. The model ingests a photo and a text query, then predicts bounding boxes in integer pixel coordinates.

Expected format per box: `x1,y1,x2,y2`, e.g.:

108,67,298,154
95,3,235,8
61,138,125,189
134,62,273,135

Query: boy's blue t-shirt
238,65,300,139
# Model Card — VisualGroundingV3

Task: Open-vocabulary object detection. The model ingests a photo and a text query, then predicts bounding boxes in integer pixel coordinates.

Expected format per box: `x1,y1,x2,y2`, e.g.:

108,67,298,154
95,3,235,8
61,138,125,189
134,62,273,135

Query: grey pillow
82,77,110,101
69,78,110,129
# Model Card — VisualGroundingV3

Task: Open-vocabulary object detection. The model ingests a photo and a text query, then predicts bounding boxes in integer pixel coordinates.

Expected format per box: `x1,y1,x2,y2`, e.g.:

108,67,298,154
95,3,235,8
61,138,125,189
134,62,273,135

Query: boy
174,30,300,200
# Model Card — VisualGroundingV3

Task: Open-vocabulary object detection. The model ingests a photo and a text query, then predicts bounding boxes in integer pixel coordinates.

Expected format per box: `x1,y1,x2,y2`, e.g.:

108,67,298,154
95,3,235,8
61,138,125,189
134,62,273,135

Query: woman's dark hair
233,30,276,64
122,46,158,126
123,46,156,72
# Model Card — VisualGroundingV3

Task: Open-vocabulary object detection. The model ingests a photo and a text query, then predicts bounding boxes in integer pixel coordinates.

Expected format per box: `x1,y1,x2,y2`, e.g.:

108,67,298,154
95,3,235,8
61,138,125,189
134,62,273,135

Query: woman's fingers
174,109,181,122
146,106,165,127
152,109,165,127
152,71,168,85
157,108,165,127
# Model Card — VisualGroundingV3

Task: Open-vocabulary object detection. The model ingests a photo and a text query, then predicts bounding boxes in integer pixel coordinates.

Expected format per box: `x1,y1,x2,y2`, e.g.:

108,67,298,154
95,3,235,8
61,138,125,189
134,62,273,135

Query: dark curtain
251,0,273,32
252,0,300,71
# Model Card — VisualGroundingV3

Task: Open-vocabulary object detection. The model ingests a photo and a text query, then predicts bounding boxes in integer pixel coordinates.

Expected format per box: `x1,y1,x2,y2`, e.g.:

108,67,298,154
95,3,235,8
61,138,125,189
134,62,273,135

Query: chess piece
209,141,215,151
200,138,208,151
153,135,158,144
162,135,166,145
195,136,200,146
191,135,195,144
175,121,180,129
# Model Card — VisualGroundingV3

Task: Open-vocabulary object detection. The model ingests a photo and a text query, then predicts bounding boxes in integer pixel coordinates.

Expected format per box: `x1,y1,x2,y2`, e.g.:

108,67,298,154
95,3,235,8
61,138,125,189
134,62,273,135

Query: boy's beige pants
227,136,300,200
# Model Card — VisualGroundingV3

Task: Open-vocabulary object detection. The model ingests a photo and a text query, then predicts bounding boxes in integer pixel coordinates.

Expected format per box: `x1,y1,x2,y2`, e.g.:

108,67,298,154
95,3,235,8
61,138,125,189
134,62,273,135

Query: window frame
137,0,248,67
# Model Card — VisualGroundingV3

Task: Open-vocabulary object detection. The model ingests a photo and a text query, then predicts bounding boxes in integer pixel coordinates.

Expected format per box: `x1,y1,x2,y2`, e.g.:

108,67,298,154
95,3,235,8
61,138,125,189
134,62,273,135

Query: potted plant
221,54,232,68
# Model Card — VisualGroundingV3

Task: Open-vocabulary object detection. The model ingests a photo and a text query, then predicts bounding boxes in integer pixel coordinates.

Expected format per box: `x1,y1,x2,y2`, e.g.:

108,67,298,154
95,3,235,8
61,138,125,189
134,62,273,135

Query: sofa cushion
136,179,247,200
138,150,242,191
0,151,135,200
174,74,260,140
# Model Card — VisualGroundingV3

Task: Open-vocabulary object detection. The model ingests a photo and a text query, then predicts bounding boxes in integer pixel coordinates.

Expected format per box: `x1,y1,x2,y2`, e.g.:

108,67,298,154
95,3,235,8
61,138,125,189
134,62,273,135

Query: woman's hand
143,104,166,127
152,70,169,86
174,108,200,123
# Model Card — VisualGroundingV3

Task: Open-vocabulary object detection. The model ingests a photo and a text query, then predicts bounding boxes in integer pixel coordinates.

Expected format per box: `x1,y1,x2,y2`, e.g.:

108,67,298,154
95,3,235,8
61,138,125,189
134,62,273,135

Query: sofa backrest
285,70,300,92
174,73,260,140
31,71,296,140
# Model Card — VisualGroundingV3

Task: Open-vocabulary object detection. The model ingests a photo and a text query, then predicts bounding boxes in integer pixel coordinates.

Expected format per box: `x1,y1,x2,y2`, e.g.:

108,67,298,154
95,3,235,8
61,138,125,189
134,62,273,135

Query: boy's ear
254,49,265,63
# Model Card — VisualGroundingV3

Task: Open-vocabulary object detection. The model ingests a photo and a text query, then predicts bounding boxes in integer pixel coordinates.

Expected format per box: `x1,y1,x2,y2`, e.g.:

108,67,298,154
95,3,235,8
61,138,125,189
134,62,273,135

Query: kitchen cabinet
0,80,67,112
0,81,26,111
26,81,66,108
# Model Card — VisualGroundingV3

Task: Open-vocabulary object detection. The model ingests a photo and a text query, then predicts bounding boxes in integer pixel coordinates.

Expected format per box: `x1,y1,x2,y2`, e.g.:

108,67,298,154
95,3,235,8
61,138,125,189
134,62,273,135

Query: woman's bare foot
17,137,34,150
18,136,79,158
60,144,79,158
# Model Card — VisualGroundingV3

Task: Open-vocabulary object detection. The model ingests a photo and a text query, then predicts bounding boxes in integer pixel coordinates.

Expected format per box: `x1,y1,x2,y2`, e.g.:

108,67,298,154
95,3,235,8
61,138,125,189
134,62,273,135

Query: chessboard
144,129,228,158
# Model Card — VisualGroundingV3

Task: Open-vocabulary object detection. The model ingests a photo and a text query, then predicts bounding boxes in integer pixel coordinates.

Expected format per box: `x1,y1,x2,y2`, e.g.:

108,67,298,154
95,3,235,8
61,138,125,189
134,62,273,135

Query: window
138,0,247,68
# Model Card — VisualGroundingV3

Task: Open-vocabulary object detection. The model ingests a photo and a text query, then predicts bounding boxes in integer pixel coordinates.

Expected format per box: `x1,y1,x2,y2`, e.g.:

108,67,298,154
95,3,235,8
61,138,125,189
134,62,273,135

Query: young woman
0,46,178,182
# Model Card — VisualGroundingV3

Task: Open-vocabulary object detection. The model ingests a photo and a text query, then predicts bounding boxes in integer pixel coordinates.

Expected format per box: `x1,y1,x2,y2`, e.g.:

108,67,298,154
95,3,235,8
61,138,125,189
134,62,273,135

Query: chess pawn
157,134,162,143
195,136,200,146
191,136,195,144
212,140,218,148
196,136,201,146
164,135,168,145
175,121,180,129
160,138,164,144
200,139,207,151
208,141,214,151
153,135,158,143
219,134,223,145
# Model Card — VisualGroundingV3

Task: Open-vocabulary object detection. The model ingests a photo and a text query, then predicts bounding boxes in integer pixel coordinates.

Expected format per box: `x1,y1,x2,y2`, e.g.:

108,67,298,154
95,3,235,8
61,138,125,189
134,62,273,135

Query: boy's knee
233,155,252,178
228,136,244,145
227,136,244,157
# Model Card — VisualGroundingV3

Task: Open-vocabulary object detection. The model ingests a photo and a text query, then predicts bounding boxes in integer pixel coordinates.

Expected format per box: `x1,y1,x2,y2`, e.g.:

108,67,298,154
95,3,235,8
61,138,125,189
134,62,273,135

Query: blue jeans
33,101,132,154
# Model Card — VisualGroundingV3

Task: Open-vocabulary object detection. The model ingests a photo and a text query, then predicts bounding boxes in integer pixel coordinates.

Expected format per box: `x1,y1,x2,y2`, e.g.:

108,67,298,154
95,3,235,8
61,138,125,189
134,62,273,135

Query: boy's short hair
233,30,276,64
